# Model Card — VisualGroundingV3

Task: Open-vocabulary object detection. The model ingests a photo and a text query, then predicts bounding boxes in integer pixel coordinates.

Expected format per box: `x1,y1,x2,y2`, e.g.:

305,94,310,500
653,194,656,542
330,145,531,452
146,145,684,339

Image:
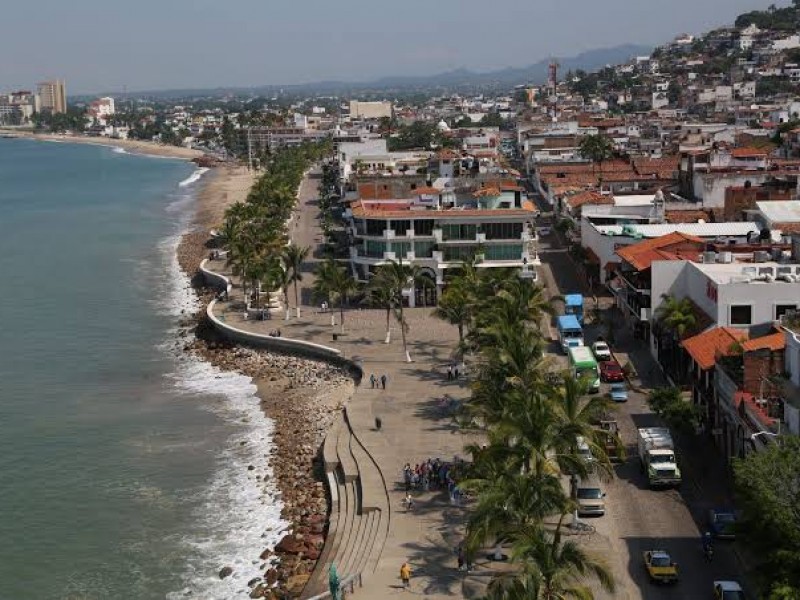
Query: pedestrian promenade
204,172,486,597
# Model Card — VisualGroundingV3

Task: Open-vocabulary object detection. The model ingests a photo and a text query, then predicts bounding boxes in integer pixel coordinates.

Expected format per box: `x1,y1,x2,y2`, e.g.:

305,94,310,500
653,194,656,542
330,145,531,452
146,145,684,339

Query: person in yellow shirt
400,562,411,589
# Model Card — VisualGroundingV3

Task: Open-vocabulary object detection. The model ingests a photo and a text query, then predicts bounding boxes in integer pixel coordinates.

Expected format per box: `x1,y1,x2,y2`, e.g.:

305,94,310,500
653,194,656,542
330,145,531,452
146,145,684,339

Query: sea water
0,139,285,599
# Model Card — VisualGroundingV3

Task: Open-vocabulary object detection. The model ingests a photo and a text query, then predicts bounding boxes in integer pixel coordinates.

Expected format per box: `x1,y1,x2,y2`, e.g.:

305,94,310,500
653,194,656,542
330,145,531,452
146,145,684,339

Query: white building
349,100,393,120
652,259,800,331
583,221,763,283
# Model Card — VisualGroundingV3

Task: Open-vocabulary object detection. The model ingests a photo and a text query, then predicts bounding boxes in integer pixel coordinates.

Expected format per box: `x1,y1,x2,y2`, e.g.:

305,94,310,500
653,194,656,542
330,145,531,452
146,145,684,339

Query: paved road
536,210,744,599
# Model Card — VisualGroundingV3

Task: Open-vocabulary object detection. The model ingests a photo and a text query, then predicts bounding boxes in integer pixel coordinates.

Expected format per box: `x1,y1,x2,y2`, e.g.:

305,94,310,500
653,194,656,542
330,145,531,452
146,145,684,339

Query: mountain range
94,43,652,100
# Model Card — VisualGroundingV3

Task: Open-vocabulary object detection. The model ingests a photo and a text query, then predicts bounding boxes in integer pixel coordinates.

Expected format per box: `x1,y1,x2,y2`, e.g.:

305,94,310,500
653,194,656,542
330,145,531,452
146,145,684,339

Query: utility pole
247,127,254,171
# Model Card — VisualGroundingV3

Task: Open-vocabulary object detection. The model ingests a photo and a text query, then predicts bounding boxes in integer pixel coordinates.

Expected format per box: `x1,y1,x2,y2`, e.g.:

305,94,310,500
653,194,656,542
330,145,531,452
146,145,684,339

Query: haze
0,0,783,94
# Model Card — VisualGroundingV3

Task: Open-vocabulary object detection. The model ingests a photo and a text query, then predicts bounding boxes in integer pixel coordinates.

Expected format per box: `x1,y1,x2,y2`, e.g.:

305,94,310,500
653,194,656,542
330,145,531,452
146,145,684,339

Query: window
729,305,752,326
391,242,411,258
413,219,434,236
390,220,411,235
483,222,523,240
776,304,798,320
366,219,385,236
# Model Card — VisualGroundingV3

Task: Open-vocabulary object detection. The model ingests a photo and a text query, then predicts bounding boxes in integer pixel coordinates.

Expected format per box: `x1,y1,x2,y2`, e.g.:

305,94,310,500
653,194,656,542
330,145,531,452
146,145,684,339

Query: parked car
599,360,624,382
576,478,606,516
592,340,612,361
576,436,594,464
643,550,678,583
536,226,552,236
708,508,738,539
609,382,629,403
714,580,746,600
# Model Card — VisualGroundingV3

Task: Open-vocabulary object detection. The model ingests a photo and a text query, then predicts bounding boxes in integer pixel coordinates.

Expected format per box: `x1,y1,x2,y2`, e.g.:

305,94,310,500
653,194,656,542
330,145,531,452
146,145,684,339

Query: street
533,201,745,599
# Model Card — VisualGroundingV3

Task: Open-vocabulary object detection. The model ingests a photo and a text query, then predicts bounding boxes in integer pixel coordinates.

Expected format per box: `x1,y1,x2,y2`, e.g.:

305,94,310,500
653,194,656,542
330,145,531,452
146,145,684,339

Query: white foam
178,167,209,188
157,184,288,599
112,146,129,155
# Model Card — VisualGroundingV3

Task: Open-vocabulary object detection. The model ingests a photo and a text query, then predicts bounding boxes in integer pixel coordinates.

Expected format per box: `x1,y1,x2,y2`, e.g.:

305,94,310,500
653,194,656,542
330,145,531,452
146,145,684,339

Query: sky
0,0,785,94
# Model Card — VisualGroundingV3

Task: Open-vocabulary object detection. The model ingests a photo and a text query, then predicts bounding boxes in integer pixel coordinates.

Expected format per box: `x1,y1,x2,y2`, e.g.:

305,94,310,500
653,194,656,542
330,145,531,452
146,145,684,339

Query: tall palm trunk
385,306,391,344
293,280,301,318
398,299,411,362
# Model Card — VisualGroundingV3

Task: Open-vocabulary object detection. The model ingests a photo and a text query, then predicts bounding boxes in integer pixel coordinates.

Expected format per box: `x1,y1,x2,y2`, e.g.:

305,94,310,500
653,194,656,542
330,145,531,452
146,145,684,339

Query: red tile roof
565,190,614,209
414,186,442,195
741,332,785,353
616,232,704,271
682,327,749,370
731,147,768,158
350,200,535,219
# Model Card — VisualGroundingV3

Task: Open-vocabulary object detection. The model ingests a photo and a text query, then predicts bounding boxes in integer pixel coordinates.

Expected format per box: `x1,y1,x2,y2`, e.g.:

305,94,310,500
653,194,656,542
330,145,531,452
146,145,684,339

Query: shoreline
1,129,206,161
177,166,353,597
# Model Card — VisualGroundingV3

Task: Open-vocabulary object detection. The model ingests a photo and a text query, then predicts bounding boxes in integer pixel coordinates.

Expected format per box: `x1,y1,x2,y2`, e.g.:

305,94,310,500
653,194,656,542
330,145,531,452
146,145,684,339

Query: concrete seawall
200,259,362,372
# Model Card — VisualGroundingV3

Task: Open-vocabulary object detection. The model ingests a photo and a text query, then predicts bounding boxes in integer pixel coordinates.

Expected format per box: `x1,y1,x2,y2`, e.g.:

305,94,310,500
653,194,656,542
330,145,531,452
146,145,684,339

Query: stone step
322,413,343,473
351,509,379,579
338,493,367,579
336,420,359,483
302,470,346,598
329,478,358,577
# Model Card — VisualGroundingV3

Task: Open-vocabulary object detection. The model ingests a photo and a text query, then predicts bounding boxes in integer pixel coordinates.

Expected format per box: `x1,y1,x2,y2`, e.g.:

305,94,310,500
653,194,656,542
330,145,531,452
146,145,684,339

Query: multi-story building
37,80,67,114
349,100,392,120
344,184,539,306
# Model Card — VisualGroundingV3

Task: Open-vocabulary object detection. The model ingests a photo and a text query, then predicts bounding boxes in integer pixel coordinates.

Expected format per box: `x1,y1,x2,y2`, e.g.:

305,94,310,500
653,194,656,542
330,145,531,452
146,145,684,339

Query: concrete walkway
208,171,483,597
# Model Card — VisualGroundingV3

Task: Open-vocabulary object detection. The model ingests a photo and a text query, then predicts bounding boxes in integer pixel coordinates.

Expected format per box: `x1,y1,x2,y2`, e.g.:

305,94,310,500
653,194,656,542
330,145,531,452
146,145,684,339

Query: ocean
0,139,285,599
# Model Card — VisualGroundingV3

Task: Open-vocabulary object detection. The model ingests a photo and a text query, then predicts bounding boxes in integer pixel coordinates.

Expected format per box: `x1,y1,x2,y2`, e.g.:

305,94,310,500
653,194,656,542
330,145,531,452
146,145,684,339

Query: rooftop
691,261,800,285
682,327,748,370
350,200,536,220
741,331,786,353
617,232,704,271
596,222,761,238
756,200,800,223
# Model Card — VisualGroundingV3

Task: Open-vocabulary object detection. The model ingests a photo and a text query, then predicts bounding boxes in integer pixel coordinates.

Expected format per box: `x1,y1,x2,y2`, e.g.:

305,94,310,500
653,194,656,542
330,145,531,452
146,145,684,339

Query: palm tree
374,258,423,362
257,256,285,316
578,134,614,180
655,294,698,340
283,243,310,318
364,271,396,344
464,472,568,557
433,284,470,344
312,259,358,333
510,525,615,600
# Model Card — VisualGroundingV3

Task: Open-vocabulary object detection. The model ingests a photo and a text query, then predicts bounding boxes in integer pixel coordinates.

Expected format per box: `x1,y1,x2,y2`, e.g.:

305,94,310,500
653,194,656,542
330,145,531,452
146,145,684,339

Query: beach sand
1,130,205,160
177,165,256,275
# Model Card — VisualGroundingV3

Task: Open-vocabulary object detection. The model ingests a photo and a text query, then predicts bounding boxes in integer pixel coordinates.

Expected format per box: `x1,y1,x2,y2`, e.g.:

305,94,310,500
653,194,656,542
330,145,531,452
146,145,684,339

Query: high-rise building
37,80,67,114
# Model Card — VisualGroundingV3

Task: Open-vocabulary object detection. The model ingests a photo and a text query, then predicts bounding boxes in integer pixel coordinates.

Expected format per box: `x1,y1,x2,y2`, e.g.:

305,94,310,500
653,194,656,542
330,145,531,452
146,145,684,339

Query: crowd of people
400,458,466,510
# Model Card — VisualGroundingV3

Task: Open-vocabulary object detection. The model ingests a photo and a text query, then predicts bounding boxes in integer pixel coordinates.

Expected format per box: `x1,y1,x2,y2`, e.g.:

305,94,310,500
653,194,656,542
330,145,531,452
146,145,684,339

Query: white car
536,226,552,236
713,580,746,600
592,341,612,361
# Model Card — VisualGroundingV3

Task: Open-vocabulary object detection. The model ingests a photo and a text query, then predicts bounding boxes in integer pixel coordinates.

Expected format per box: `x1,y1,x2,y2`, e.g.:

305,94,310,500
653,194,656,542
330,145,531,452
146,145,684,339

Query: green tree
364,270,396,344
312,258,358,333
734,436,800,593
655,294,698,340
432,284,470,344
578,134,614,176
373,258,424,362
646,387,699,436
283,243,310,318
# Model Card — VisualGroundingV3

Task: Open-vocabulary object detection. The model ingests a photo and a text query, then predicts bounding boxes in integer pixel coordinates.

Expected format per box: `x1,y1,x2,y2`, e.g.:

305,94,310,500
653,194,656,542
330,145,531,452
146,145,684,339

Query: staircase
302,408,390,598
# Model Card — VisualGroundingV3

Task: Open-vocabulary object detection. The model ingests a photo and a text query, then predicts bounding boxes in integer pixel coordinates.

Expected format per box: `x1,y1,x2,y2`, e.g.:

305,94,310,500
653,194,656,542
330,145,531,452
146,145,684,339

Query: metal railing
304,572,363,600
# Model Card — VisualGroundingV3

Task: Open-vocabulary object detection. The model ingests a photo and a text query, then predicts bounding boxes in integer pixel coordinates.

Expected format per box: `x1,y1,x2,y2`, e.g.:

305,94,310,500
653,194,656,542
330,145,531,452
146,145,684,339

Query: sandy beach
1,129,205,160
176,165,256,275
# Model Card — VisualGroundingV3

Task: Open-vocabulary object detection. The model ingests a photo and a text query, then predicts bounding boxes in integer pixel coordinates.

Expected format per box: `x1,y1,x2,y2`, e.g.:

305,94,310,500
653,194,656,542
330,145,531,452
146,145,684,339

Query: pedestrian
456,545,465,571
454,365,459,379
400,562,412,589
403,492,414,512
369,374,376,389
380,374,387,389
447,365,453,381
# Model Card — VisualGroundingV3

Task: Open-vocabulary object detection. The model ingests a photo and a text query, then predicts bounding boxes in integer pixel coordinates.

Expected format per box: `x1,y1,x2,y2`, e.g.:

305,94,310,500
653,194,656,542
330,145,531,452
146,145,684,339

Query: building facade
37,80,66,114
